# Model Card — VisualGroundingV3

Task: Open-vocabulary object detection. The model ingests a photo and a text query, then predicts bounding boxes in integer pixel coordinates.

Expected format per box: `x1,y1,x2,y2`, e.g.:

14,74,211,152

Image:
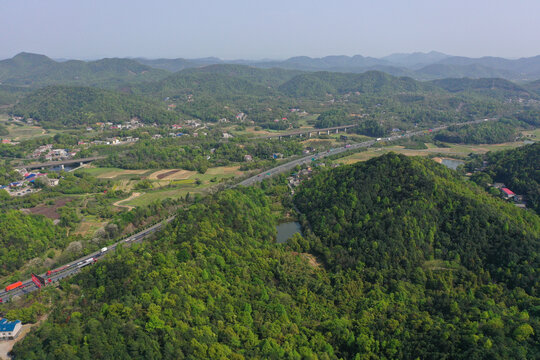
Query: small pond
276,222,302,243
441,158,464,170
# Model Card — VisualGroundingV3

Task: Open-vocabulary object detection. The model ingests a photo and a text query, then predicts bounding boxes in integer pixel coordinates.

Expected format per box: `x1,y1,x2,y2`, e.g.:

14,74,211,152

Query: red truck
5,281,23,292
47,265,69,276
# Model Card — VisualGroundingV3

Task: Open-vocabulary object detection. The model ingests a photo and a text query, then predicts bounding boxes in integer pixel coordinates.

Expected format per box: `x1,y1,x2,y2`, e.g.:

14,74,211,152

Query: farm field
77,167,153,179
107,166,246,208
147,169,197,180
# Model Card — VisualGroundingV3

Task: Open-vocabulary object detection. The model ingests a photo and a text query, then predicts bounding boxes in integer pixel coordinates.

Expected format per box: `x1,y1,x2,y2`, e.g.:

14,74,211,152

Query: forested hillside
11,86,178,128
0,53,168,88
0,210,66,275
278,71,434,98
294,154,539,358
434,119,519,144
429,78,536,100
4,62,528,128
468,142,540,214
10,156,540,359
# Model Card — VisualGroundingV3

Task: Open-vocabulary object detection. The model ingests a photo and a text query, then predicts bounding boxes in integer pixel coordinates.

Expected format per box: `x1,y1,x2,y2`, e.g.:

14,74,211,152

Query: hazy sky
1,0,539,60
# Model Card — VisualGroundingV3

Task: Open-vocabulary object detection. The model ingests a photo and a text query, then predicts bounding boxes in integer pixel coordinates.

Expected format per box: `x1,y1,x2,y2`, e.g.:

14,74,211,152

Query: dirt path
113,192,141,211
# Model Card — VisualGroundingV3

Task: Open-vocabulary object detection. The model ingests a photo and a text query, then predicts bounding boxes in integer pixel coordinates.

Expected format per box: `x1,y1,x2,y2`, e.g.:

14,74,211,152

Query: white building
0,319,22,340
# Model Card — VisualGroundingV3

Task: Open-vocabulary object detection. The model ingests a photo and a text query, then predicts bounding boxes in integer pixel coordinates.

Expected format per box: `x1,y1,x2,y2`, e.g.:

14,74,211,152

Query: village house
0,318,22,340
244,155,253,162
501,188,515,199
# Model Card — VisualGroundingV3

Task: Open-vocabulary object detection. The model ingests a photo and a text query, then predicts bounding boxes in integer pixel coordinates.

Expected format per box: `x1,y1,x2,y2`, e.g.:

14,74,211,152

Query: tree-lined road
0,216,175,303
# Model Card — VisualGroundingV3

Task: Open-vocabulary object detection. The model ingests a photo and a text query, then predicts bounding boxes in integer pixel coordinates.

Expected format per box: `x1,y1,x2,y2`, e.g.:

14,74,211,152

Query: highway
0,118,494,303
0,216,175,303
237,118,493,186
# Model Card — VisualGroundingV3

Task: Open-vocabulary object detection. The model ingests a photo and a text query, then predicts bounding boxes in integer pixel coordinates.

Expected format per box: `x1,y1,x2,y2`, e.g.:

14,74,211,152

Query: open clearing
148,169,197,180
73,218,106,237
24,198,72,219
0,118,63,141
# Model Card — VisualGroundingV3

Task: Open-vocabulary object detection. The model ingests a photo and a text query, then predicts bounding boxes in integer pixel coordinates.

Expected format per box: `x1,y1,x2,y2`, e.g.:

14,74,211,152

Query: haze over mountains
135,51,540,81
2,51,540,87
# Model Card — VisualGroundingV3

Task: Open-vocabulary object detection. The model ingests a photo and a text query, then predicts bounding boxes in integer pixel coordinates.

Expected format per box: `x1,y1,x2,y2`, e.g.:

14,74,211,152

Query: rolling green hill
429,77,536,100
0,52,169,88
10,86,177,128
9,155,540,359
278,70,435,98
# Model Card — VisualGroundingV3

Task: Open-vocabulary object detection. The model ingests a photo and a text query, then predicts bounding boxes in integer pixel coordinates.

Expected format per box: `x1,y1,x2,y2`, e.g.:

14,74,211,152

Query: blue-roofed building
0,318,22,340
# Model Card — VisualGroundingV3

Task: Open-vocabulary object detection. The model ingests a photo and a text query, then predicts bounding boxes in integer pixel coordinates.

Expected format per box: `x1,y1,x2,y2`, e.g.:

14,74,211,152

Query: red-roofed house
501,188,515,198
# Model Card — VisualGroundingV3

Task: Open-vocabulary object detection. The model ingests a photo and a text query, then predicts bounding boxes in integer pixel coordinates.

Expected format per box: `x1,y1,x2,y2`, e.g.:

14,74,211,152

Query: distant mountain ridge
3,51,540,83
0,52,169,88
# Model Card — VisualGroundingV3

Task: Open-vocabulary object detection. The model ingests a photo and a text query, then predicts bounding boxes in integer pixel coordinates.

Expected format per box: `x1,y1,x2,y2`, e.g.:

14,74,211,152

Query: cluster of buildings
95,118,146,131
80,136,139,146
0,169,59,197
32,145,79,161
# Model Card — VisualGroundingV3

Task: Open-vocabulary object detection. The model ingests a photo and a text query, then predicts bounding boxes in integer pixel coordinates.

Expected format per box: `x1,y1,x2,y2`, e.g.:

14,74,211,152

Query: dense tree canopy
0,210,66,275
11,86,178,128
10,156,540,359
434,120,518,144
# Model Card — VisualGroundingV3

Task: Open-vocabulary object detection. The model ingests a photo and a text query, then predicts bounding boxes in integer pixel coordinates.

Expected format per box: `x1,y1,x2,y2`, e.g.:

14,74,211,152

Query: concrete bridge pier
327,130,330,135
309,132,312,138
61,164,64,170
344,128,347,133
336,129,339,134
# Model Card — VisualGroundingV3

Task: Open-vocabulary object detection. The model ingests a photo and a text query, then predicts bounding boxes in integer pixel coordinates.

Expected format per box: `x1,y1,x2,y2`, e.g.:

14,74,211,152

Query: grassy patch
123,187,206,207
